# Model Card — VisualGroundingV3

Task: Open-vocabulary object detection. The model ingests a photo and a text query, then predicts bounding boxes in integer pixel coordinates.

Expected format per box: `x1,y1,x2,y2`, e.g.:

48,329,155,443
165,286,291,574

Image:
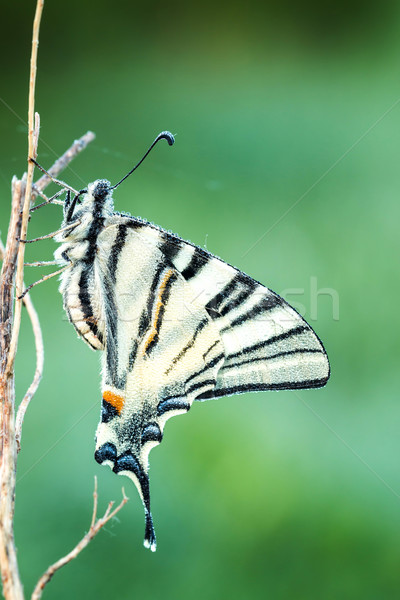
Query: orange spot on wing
103,390,124,414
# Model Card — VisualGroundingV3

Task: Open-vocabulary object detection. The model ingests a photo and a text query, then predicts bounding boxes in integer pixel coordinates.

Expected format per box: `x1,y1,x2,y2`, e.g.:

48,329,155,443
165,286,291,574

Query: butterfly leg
18,219,80,244
24,260,60,267
18,262,72,299
30,188,65,212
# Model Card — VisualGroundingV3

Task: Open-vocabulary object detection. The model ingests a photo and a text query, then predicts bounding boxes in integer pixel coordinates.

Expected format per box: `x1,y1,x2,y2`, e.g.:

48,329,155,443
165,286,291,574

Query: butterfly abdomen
54,185,116,350
57,250,105,350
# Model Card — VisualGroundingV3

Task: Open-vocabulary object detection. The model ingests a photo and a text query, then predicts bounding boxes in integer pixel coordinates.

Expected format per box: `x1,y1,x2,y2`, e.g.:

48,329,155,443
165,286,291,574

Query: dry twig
0,239,44,453
0,178,26,600
6,0,44,377
0,1,44,594
14,290,43,451
0,2,98,598
31,479,128,600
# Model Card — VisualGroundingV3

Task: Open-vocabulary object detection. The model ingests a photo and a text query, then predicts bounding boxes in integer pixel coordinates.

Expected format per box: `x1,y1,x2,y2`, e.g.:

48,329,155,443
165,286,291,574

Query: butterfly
32,131,330,551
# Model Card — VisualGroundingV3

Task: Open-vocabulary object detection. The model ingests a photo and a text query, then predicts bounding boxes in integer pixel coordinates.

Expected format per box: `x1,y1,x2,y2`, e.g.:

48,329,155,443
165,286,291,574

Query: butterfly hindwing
92,221,223,549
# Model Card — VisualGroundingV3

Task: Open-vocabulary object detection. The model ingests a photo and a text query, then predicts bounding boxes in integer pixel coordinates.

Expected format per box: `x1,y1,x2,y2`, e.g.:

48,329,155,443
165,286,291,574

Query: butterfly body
53,151,329,551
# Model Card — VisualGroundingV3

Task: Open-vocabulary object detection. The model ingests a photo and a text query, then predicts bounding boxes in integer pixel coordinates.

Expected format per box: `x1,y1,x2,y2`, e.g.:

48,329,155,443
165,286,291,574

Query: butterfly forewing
144,224,330,395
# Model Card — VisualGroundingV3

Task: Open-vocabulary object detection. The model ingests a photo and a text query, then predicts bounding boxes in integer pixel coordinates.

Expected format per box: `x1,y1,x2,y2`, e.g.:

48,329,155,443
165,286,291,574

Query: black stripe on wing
220,293,283,333
185,378,216,396
184,353,225,386
107,224,128,284
128,339,139,370
158,237,182,262
218,287,255,317
145,271,178,355
205,277,241,316
196,376,329,400
138,264,166,338
102,269,122,386
226,325,309,361
181,250,210,280
203,340,221,360
221,348,324,373
157,379,216,417
205,276,258,318
157,379,217,414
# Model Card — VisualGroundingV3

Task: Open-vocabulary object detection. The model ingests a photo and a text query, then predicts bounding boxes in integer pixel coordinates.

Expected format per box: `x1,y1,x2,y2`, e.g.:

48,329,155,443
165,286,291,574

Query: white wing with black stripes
54,175,329,553
145,222,330,395
91,219,223,551
91,216,329,550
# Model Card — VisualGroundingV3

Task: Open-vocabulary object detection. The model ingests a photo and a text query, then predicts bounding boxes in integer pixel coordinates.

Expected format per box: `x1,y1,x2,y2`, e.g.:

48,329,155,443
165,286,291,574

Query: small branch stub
31,480,128,600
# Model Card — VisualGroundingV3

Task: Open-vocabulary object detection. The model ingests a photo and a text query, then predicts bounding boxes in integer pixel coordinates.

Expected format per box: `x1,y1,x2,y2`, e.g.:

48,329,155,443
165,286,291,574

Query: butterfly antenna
112,131,175,189
29,158,80,195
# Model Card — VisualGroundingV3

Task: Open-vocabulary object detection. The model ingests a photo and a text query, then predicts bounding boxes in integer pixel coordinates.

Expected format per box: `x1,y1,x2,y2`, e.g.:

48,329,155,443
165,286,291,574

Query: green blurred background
1,0,399,598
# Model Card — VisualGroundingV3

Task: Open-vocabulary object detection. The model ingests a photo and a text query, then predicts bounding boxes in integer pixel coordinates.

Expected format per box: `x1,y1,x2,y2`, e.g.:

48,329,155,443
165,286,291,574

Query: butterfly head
86,179,115,215
60,179,115,233
89,179,112,199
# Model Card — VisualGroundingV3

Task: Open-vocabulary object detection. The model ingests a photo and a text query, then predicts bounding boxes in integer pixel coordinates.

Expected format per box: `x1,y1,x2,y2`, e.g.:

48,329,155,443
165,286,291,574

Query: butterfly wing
92,221,223,550
143,223,330,396
92,216,329,550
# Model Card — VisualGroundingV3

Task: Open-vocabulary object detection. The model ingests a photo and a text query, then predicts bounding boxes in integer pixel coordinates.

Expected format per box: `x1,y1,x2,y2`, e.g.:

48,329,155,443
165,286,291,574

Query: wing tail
144,510,157,552
95,434,158,551
115,461,157,552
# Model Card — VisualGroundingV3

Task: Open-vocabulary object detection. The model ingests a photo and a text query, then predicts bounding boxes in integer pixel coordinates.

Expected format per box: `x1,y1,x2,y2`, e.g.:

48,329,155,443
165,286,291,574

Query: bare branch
0,178,26,600
31,482,128,600
33,112,40,151
0,3,96,598
15,304,44,452
0,4,45,598
14,290,43,451
6,0,44,377
0,239,44,453
90,476,99,530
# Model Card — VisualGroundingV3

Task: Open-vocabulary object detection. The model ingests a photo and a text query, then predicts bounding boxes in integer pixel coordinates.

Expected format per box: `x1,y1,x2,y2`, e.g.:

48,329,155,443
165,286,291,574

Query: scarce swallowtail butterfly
30,131,330,552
